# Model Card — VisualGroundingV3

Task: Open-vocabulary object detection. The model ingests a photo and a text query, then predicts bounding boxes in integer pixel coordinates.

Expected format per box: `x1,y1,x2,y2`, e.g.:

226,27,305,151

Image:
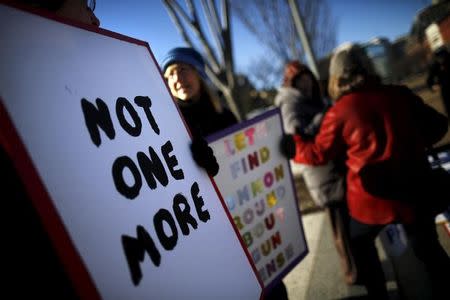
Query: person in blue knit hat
161,47,237,137
163,48,288,300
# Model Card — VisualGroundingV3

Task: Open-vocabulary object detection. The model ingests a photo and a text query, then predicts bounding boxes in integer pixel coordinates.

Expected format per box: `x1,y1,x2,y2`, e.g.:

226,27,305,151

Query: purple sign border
206,107,309,292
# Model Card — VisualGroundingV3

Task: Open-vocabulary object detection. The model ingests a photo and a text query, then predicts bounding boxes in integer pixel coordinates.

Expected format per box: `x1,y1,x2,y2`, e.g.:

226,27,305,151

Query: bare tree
248,55,284,89
162,0,243,120
231,0,337,86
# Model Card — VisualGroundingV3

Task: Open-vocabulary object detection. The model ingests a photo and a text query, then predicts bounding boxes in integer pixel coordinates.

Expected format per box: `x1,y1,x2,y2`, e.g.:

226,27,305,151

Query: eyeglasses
164,64,195,81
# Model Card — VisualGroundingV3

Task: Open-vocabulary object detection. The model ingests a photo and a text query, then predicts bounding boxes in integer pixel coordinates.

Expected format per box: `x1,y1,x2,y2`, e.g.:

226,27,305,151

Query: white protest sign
0,5,262,300
206,109,308,290
426,23,444,51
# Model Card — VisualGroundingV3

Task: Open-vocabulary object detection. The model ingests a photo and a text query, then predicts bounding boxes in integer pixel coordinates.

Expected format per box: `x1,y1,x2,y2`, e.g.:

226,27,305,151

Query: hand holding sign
279,134,296,160
190,135,219,177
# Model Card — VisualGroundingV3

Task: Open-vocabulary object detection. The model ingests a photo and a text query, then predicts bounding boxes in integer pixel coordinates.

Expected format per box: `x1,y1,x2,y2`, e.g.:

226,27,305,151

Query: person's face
164,63,202,101
294,73,314,98
56,0,100,26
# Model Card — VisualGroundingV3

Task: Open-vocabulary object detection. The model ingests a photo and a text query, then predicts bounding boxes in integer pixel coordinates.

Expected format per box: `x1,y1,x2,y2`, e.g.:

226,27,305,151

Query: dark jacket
176,93,237,137
1,147,78,298
427,53,450,93
427,51,450,115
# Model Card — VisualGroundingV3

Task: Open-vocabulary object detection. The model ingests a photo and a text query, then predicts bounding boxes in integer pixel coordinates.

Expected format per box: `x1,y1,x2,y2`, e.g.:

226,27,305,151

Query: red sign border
0,3,263,299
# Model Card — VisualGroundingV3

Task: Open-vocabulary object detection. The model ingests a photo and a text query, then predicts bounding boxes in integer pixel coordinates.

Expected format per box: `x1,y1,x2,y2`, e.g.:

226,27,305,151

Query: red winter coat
293,85,441,225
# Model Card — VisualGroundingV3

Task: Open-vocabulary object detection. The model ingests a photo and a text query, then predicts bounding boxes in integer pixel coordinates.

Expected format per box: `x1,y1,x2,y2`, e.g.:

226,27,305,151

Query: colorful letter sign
207,109,308,290
0,4,262,299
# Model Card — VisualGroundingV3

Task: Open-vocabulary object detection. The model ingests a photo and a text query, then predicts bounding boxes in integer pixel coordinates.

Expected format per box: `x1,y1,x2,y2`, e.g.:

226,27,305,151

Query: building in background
411,0,450,52
247,0,450,114
362,37,398,84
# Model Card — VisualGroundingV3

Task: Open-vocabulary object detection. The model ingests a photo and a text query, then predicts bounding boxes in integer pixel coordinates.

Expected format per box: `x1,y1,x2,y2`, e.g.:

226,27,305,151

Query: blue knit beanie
161,47,207,79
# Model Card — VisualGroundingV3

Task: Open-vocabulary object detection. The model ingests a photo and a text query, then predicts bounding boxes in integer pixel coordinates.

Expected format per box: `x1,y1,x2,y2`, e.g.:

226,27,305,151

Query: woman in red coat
287,43,449,299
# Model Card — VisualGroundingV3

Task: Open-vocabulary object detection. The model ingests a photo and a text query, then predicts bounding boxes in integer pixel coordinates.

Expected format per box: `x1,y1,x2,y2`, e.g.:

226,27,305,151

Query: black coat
1,147,78,298
176,94,237,137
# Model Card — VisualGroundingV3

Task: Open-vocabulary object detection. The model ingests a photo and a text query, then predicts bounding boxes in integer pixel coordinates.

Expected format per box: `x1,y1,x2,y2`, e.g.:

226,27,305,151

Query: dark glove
190,136,219,177
280,134,296,159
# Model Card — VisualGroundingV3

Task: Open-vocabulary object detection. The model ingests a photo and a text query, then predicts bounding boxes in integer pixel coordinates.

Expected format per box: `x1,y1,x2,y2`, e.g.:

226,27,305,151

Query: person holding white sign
9,0,100,25
1,1,236,298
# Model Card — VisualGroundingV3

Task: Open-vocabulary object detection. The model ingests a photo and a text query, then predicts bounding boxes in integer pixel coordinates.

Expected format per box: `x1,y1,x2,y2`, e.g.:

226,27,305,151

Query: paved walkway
280,208,449,300
282,210,398,300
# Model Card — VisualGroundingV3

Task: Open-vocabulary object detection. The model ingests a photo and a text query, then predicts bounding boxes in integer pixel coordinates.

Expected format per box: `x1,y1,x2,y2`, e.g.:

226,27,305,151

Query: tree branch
163,0,243,120
162,0,195,48
222,0,234,73
185,0,221,72
207,0,223,41
231,0,337,82
167,0,193,25
200,0,224,61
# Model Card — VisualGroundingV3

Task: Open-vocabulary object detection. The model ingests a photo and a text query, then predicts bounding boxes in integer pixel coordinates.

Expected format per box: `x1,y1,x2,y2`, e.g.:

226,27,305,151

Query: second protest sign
207,108,308,290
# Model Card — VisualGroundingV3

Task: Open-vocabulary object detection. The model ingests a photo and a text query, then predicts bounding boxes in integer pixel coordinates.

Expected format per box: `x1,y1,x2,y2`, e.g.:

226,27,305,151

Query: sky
95,0,431,76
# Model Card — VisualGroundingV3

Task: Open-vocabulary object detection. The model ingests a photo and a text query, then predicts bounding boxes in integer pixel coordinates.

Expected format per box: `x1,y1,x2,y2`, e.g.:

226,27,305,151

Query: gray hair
328,43,380,100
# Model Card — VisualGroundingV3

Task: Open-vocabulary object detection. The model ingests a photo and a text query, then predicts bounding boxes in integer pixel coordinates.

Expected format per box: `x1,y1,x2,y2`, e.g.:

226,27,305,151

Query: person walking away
427,46,450,120
281,43,450,300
